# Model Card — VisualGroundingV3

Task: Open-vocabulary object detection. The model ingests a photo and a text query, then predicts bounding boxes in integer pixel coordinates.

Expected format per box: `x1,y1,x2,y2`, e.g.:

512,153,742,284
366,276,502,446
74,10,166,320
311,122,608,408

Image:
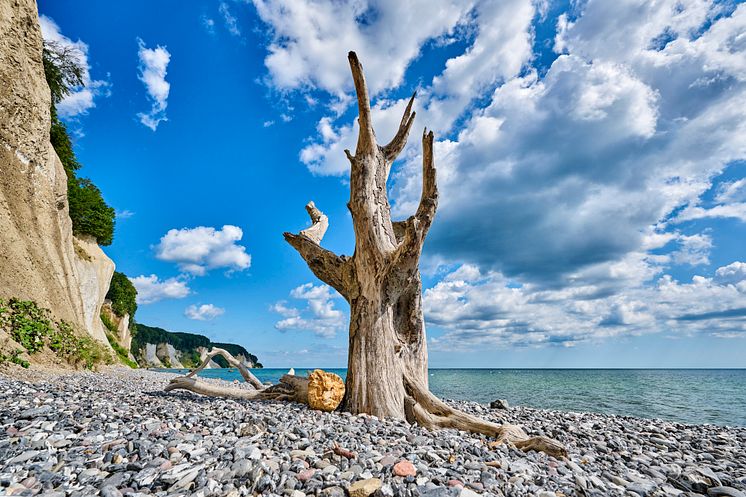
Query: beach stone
298,469,316,482
375,483,394,497
489,399,510,410
459,488,481,497
348,478,383,497
18,405,53,419
323,486,346,497
307,370,345,412
8,450,40,464
1,368,745,497
100,485,123,497
708,487,746,497
393,460,417,477
419,487,457,497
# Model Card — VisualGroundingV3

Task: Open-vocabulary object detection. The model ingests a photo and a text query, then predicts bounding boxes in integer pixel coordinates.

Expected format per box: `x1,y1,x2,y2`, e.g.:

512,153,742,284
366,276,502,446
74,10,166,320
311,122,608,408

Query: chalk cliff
0,0,113,350
132,324,262,369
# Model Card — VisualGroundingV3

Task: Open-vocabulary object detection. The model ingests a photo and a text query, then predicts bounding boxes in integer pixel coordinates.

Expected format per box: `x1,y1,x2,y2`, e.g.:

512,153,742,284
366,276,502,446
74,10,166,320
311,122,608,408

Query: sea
158,368,746,427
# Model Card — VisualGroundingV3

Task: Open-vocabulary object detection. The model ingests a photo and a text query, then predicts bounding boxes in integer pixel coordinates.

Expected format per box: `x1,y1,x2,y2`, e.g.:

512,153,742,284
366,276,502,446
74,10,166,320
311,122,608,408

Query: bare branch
284,204,354,298
284,233,353,298
382,92,416,163
186,347,264,389
165,377,263,400
300,201,329,244
344,149,355,163
415,128,438,230
393,128,439,262
348,51,376,155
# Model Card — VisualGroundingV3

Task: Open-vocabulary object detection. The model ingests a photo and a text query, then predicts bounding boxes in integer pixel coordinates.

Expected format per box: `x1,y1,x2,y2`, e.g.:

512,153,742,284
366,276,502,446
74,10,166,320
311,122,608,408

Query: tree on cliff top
42,40,115,246
163,52,565,459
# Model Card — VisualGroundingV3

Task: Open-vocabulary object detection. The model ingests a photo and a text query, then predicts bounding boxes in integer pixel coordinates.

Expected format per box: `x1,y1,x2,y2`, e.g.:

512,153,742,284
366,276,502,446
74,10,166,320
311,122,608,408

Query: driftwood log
165,348,343,409
164,52,567,459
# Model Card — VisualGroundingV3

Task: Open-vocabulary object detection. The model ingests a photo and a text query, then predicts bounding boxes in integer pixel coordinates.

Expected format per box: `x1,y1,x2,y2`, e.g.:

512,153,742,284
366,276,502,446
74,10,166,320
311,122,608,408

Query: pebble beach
1,368,745,497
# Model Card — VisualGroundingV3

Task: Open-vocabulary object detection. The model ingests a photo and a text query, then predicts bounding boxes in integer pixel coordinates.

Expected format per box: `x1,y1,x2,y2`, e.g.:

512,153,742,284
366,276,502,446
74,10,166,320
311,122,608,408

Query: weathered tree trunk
283,52,566,457
166,52,567,459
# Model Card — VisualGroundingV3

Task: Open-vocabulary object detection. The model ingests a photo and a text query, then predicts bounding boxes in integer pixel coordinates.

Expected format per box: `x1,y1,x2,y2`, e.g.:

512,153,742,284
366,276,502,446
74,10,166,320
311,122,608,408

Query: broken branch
185,347,264,390
348,51,376,156
299,201,328,244
383,92,417,164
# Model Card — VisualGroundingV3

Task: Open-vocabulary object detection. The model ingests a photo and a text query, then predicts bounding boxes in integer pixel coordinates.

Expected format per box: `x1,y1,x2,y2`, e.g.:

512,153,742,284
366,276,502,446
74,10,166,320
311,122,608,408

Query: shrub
50,108,80,178
67,177,115,246
42,40,115,246
104,332,138,369
7,299,53,354
0,350,30,369
106,272,138,318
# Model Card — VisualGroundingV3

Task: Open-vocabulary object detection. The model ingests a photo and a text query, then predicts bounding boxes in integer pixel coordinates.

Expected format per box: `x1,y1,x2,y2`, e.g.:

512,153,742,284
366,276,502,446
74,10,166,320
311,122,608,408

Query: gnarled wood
299,201,328,244
382,91,417,165
283,201,356,300
184,347,264,389
283,51,566,457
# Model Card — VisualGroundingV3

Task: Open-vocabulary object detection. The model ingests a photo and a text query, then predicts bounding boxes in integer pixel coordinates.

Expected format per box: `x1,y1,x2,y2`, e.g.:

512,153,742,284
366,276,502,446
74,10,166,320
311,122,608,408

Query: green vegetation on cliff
100,312,137,369
43,41,115,246
132,323,262,368
106,272,138,318
0,298,112,369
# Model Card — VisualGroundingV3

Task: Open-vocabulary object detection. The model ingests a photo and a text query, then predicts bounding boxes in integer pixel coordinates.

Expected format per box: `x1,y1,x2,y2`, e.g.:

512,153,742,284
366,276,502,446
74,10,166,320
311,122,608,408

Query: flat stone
348,478,382,497
8,450,40,464
708,487,746,497
459,488,481,497
19,405,54,419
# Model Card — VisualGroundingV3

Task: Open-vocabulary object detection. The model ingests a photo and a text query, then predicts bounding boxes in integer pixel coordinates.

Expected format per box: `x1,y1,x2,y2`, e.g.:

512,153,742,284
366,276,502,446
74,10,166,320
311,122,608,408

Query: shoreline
153,367,746,428
1,368,745,497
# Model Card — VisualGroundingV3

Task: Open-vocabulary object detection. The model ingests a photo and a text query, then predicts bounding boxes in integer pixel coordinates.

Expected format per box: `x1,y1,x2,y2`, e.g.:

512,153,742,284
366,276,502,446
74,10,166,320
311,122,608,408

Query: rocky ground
1,368,745,497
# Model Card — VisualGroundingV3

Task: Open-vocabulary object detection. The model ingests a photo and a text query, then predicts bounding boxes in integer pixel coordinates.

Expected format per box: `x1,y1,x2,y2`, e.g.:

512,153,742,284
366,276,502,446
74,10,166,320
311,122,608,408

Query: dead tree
165,52,566,459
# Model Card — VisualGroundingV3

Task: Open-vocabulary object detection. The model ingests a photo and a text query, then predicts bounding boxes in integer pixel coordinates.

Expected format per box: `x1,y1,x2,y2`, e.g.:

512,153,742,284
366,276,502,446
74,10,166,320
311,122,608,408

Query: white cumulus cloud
184,303,225,321
426,260,746,350
136,38,171,131
155,225,251,276
272,283,345,338
252,0,474,97
39,15,110,118
130,274,190,304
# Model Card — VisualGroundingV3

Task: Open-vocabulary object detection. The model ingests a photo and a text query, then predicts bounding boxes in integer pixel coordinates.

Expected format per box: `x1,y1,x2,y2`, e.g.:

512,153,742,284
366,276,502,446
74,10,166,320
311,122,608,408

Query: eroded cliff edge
0,0,113,349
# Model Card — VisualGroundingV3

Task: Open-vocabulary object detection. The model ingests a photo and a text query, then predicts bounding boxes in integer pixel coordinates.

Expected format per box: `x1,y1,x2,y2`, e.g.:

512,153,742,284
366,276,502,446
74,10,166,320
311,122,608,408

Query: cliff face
0,0,113,350
101,302,133,352
132,324,262,369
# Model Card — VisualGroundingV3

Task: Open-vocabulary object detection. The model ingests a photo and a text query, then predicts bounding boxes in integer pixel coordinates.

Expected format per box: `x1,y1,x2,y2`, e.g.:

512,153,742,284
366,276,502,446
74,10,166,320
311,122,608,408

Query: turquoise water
158,368,746,427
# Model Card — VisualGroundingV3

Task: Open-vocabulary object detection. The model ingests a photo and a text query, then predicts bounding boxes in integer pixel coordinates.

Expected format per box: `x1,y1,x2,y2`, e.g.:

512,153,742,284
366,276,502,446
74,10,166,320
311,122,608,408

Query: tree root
403,375,567,459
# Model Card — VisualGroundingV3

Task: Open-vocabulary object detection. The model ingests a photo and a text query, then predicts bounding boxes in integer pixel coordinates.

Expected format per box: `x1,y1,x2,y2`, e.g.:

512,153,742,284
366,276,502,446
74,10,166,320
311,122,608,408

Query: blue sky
38,0,746,368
